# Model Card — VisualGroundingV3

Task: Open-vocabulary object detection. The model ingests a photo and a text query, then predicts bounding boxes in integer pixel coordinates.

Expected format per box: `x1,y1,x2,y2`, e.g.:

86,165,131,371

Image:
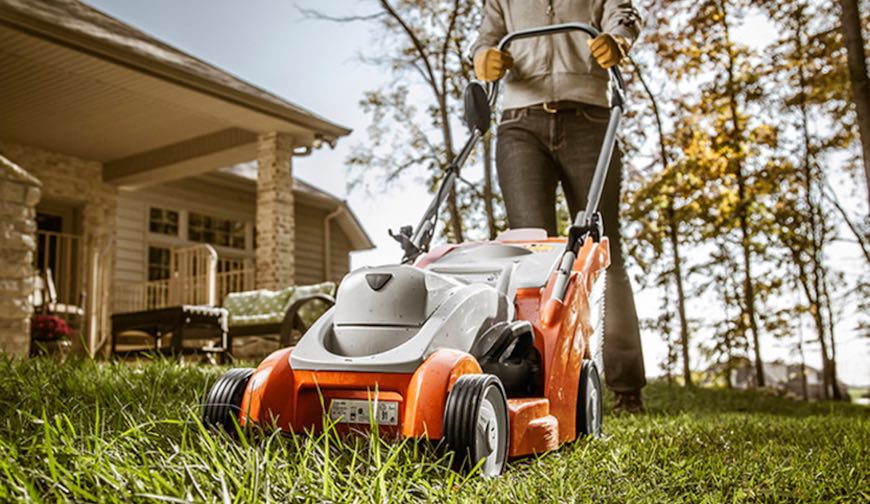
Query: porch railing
114,279,172,313
169,244,218,306
114,246,254,313
216,258,255,306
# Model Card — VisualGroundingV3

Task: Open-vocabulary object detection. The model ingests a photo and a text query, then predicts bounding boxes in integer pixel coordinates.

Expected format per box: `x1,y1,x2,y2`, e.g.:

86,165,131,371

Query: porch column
255,132,295,289
0,155,41,358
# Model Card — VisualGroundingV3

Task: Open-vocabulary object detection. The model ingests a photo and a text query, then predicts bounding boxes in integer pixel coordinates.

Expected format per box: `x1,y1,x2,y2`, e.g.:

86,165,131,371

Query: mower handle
488,23,626,110
487,23,627,304
395,23,627,274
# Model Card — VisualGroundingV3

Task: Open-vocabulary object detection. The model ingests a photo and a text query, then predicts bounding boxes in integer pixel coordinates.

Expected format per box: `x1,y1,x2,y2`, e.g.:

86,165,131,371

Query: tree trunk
792,251,832,400
633,56,694,386
793,10,834,400
447,187,463,242
798,338,809,401
721,4,764,387
739,214,764,388
839,0,870,204
724,322,734,388
820,274,844,400
437,94,464,242
483,130,497,239
668,211,692,386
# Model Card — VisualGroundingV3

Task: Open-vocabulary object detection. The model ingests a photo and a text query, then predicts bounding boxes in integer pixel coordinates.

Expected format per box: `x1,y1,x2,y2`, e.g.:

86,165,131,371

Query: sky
83,0,868,387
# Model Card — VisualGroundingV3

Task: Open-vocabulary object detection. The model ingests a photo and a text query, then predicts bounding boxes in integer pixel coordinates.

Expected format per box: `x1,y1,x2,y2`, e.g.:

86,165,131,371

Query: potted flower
30,314,74,356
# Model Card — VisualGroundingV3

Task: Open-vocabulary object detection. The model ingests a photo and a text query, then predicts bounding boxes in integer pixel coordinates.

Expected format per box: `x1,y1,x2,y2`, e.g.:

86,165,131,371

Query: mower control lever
567,212,603,251
389,225,421,264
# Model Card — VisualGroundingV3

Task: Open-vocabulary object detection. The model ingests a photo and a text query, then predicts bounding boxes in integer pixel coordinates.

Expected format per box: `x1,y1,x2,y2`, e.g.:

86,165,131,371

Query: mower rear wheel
577,360,603,438
202,367,254,433
443,374,509,477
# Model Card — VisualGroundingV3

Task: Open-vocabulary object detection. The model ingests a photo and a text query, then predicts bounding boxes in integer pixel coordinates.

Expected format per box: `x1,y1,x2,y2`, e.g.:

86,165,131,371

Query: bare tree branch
379,0,441,96
296,6,384,23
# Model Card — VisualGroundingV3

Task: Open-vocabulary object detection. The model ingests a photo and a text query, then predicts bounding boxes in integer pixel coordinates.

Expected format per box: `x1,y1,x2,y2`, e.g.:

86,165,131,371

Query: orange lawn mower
203,23,624,477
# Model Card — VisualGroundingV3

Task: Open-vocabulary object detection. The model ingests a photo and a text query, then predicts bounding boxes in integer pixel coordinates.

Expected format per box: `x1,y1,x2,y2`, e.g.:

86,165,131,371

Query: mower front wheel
443,374,509,477
202,367,254,433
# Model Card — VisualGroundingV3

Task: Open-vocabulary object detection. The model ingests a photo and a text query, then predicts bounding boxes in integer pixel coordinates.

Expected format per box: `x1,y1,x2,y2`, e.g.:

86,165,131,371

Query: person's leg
496,109,561,235
596,146,647,397
555,106,646,409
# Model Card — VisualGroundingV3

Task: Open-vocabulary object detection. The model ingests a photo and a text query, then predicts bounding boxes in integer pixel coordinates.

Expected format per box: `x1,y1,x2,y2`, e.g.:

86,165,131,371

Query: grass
0,357,867,503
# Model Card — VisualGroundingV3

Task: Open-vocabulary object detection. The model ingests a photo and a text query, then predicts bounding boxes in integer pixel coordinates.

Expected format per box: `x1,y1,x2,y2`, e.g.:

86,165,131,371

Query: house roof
0,0,350,140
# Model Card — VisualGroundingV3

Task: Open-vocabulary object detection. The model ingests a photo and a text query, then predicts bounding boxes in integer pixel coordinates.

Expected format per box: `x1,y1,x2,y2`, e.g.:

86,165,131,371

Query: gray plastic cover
333,265,461,327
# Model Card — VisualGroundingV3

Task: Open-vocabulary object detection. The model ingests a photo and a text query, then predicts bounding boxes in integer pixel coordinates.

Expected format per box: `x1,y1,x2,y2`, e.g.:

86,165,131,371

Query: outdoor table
111,305,229,362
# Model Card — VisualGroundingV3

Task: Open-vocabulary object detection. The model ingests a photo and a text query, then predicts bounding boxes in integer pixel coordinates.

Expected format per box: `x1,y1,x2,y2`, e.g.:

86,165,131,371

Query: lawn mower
203,23,625,477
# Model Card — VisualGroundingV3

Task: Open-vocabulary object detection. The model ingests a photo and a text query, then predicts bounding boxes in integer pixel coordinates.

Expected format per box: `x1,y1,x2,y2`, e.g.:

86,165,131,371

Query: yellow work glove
587,33,630,69
474,47,514,82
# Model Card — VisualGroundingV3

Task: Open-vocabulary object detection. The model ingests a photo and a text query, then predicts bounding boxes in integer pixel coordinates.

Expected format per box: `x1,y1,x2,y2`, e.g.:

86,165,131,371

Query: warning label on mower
329,399,399,426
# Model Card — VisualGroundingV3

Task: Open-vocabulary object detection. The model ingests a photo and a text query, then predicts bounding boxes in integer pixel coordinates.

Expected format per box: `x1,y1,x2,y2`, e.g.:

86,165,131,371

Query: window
188,212,246,249
148,246,171,281
149,207,179,236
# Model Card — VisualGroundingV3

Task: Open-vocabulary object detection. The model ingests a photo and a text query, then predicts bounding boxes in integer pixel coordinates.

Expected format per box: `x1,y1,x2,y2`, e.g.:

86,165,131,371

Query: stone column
255,132,295,290
0,155,41,358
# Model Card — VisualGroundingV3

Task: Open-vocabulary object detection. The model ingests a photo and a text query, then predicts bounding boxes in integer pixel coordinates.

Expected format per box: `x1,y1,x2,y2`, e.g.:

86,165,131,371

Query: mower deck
233,234,608,459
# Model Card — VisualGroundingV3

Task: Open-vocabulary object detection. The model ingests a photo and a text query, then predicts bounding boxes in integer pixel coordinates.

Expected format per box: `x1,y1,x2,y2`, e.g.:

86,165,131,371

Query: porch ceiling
0,24,276,162
0,0,351,187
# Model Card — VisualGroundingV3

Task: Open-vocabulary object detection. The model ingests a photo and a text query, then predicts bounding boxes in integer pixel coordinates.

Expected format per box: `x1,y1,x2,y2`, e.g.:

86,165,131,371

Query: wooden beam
104,128,257,187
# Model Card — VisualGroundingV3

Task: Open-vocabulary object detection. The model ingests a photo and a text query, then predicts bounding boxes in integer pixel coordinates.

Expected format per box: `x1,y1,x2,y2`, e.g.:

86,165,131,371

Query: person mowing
471,0,646,413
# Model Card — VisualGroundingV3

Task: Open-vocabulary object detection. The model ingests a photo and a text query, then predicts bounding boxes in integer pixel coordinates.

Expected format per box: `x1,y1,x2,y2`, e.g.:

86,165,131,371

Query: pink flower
31,315,73,341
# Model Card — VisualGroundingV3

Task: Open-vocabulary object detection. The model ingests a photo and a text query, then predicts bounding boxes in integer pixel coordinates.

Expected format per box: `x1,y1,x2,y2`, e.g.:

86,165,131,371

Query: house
0,0,373,357
728,360,849,401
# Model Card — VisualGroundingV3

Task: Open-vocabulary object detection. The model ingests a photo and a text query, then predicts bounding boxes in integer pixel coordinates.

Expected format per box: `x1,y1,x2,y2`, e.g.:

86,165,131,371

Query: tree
622,51,696,386
303,0,502,244
837,0,870,203
630,0,780,387
759,0,857,399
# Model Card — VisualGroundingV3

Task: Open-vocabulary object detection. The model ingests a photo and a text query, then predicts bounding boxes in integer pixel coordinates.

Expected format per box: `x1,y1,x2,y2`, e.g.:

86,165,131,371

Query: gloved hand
474,47,514,82
587,33,630,69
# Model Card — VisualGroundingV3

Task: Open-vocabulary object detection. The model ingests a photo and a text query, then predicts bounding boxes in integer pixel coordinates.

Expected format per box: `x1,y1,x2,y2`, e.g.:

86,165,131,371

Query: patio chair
33,268,85,318
224,281,335,351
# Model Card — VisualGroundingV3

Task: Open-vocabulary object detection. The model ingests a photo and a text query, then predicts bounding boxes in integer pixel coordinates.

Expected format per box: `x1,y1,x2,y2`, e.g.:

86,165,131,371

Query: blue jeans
496,105,646,393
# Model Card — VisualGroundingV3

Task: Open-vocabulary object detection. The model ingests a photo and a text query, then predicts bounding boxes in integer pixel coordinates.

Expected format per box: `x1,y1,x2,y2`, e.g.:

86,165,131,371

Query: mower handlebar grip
487,23,626,109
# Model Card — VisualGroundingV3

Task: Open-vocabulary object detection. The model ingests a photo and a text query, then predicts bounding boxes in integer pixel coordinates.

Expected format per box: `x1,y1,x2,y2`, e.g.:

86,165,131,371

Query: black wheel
443,374,509,477
202,368,254,432
577,360,603,438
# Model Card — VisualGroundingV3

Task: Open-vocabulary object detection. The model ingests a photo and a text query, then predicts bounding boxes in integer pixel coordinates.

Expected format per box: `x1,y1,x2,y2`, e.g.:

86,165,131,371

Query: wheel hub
477,400,497,455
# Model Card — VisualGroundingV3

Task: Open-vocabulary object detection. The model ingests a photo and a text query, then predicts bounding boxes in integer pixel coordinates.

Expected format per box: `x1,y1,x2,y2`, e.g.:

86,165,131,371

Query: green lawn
0,358,867,503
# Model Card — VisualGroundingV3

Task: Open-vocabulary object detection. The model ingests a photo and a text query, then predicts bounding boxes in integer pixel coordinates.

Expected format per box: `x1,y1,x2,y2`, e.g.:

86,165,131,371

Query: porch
0,0,370,358
32,228,254,349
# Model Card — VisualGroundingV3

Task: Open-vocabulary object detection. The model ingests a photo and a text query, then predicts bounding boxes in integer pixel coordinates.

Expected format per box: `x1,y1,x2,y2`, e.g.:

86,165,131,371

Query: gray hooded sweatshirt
470,0,643,109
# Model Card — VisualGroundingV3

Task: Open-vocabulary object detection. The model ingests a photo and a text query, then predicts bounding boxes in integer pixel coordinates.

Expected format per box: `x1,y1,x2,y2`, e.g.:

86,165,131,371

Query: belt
532,101,585,113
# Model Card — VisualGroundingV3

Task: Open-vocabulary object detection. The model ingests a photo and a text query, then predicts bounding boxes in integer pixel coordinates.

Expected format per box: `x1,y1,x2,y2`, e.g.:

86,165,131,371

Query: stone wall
0,155,41,357
255,132,295,290
0,141,117,355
